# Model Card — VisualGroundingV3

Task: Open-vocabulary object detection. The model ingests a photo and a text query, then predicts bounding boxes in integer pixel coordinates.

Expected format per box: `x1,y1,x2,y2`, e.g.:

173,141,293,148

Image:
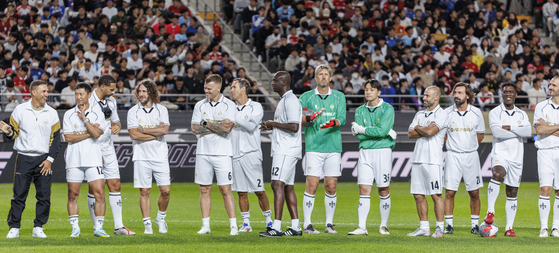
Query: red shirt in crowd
169,5,190,16
288,35,299,45
165,23,181,37
332,0,346,10
461,61,479,73
209,52,222,62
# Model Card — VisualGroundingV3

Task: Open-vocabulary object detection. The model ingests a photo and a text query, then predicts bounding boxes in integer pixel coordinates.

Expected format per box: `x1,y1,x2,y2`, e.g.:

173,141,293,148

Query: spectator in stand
514,79,529,108
380,75,396,105
1,80,22,112
168,78,188,110
59,77,77,109
528,78,548,109
102,0,118,20
476,83,495,111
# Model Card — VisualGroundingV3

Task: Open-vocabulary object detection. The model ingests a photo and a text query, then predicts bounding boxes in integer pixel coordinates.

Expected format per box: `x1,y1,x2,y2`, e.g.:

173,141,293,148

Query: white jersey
489,104,531,165
444,104,485,152
409,105,448,166
89,89,120,152
271,90,302,159
231,99,263,160
127,103,170,162
191,94,237,156
533,99,559,149
63,105,104,168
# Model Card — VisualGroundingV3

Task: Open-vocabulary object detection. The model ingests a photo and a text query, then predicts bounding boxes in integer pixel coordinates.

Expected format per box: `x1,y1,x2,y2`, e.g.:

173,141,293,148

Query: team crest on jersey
245,115,248,119
203,112,206,115
218,112,222,116
307,166,311,170
139,119,142,122
315,105,318,109
43,119,48,125
376,118,380,124
74,124,78,128
330,104,334,110
518,121,521,124
452,121,455,125
155,118,159,122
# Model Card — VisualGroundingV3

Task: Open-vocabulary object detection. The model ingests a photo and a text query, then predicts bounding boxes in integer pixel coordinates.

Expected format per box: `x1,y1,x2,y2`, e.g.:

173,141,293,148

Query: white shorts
195,155,233,186
492,158,522,188
357,148,392,187
304,152,341,178
133,160,171,188
67,166,104,183
410,163,443,195
231,152,265,193
102,152,120,180
538,149,559,189
444,151,483,191
271,155,298,185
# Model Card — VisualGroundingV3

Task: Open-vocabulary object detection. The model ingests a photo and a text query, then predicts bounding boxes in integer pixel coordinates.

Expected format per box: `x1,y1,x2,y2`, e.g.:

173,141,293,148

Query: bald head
425,86,441,98
423,86,440,108
276,71,291,85
272,71,292,95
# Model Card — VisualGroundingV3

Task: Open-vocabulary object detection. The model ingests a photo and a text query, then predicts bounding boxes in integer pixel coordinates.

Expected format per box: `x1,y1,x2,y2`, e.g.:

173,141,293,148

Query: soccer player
1,80,61,239
484,82,532,237
407,86,448,238
534,77,559,237
348,79,396,236
229,78,273,232
128,80,171,234
63,82,110,237
259,71,303,237
442,83,485,235
299,65,346,234
191,74,238,235
86,74,135,235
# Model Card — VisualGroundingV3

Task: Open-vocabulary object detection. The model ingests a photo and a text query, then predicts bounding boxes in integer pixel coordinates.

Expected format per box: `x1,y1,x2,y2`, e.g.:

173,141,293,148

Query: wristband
83,118,90,124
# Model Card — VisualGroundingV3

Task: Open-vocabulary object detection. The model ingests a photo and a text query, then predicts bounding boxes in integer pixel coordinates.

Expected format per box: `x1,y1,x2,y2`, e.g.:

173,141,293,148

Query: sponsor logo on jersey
449,127,474,132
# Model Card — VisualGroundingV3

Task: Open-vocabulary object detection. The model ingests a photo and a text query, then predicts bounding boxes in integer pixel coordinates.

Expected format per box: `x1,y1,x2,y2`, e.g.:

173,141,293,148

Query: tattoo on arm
191,124,214,136
206,121,234,135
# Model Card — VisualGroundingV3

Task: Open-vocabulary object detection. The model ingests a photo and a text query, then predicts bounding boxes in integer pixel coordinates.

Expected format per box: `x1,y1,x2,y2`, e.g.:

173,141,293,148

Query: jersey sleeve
237,103,263,132
286,96,302,124
408,113,419,130
109,98,120,123
224,100,236,124
475,109,486,133
62,111,72,134
127,107,139,129
191,102,202,125
432,110,448,131
336,93,347,126
533,103,544,127
488,109,500,128
160,106,170,126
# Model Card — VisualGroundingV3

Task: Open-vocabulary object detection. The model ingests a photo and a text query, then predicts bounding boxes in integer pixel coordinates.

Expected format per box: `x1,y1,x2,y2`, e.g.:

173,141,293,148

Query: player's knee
199,185,211,195
140,189,151,198
378,187,389,197
271,181,283,191
555,190,559,198
469,191,480,200
160,189,170,197
445,190,456,199
238,192,248,198
413,194,425,201
68,192,79,202
253,191,265,198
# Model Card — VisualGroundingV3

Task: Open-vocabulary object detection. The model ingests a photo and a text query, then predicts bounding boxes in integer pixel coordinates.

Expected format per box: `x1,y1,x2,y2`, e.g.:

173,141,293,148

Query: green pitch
0,182,556,252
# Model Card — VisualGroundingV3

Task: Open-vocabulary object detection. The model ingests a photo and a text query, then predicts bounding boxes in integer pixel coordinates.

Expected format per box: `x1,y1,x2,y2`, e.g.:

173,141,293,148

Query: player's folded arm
534,121,559,135
129,128,156,141
489,124,518,140
509,124,532,138
143,124,169,136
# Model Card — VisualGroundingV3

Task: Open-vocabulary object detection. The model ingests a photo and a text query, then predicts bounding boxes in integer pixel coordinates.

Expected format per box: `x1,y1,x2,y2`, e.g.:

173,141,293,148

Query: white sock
445,215,453,227
379,194,390,228
358,195,370,229
202,217,210,228
325,193,337,225
302,192,315,228
95,216,104,231
273,219,282,231
436,221,444,230
471,215,479,227
553,197,559,229
143,217,152,227
262,210,272,224
241,212,250,226
487,180,501,213
69,215,79,229
420,221,429,230
109,192,124,229
291,219,300,230
157,210,166,221
229,218,237,229
87,194,96,227
540,195,551,230
505,197,518,230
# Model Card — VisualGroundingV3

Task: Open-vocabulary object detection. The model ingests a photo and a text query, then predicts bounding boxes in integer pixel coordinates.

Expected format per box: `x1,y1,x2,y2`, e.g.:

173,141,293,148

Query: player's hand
222,118,232,125
319,118,339,129
302,108,325,126
260,120,274,130
111,123,121,134
39,160,52,176
0,121,12,134
537,118,548,126
351,122,366,136
77,105,87,121
388,129,397,140
502,125,511,131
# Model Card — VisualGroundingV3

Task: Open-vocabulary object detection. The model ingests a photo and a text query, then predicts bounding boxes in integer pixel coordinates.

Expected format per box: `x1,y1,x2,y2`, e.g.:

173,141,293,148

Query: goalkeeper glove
388,129,397,140
302,108,325,126
320,118,340,129
351,122,366,136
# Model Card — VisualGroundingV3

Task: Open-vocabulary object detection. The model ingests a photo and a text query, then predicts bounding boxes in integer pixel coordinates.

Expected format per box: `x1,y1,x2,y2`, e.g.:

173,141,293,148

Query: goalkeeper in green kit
299,65,347,234
348,79,397,236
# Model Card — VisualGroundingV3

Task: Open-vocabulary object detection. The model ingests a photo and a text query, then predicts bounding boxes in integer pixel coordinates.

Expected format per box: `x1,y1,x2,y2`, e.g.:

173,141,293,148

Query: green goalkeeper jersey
354,99,395,150
299,88,347,153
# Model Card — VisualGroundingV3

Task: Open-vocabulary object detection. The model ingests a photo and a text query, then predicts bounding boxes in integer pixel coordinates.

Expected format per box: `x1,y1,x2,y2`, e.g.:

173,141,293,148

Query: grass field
0,182,556,252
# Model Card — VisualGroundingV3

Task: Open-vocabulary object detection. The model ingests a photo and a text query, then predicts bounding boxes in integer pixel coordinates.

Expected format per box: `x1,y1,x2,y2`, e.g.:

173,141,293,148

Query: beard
454,97,466,106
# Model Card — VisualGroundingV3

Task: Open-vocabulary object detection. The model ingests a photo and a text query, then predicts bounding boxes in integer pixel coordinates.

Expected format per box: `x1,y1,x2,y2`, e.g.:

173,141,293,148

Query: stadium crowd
225,0,558,110
0,0,556,112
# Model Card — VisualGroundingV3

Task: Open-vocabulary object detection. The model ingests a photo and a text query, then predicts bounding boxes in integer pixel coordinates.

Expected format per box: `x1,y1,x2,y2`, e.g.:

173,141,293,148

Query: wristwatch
83,118,90,124
202,120,208,128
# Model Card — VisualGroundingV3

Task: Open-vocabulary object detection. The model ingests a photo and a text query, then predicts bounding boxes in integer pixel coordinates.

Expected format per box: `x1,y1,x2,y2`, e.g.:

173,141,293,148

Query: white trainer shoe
230,226,238,236
540,228,549,238
407,228,430,237
348,227,368,235
155,219,168,234
33,227,47,238
379,226,390,235
197,226,211,234
551,228,559,237
238,223,252,233
6,228,19,239
144,225,153,235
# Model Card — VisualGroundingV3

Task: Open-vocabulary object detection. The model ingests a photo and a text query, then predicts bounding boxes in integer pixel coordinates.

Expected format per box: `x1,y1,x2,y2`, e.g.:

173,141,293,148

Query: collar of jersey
366,98,384,109
314,87,332,96
208,94,224,106
281,90,293,99
425,105,441,114
452,104,471,113
548,99,559,109
24,100,46,112
500,103,517,113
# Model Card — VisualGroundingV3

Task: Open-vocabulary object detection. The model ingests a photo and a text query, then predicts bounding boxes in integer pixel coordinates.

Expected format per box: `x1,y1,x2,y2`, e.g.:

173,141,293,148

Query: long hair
135,79,160,104
451,82,475,105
